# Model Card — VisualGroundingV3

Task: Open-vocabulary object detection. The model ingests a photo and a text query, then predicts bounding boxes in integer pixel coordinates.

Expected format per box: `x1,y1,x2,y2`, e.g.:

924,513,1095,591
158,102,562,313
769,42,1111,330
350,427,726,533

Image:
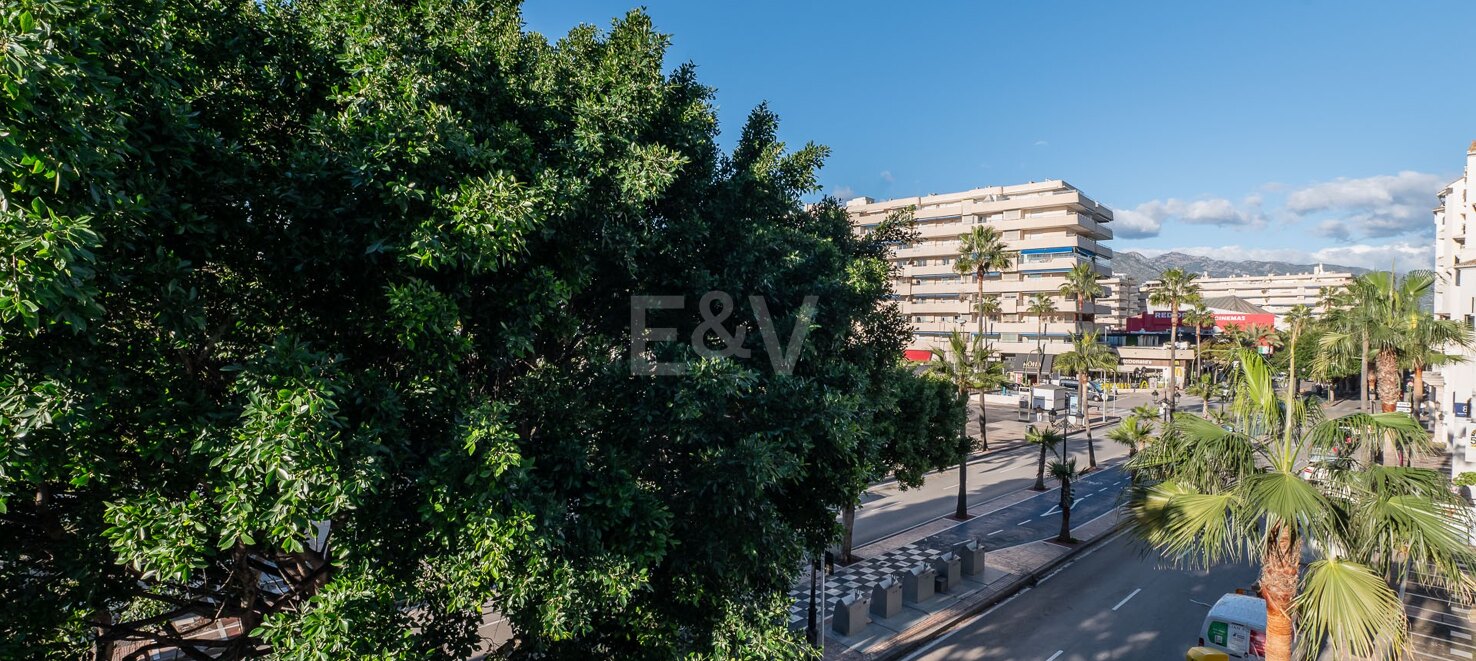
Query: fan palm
974,295,1002,340
1054,330,1119,470
1106,415,1154,457
1319,271,1443,416
927,331,1005,518
1027,424,1064,491
1049,457,1080,544
1281,305,1315,398
1026,293,1058,383
1148,268,1200,412
955,226,1012,339
1058,262,1105,336
1403,311,1473,411
1126,348,1475,661
1182,300,1214,379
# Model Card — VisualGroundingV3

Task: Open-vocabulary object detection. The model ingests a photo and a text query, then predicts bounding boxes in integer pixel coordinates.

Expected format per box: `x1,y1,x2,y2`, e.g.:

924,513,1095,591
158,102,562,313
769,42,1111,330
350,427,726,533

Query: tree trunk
1360,331,1370,414
1376,349,1400,413
1034,439,1048,491
91,609,114,661
978,388,990,452
1259,522,1301,661
956,391,970,519
1414,363,1425,410
840,503,856,564
1080,374,1096,470
1167,303,1180,410
1035,316,1046,385
1056,477,1073,543
976,273,985,339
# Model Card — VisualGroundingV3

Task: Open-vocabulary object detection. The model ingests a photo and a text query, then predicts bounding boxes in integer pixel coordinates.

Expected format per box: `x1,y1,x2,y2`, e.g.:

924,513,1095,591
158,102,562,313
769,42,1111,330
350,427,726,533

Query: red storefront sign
903,349,934,362
1125,311,1276,333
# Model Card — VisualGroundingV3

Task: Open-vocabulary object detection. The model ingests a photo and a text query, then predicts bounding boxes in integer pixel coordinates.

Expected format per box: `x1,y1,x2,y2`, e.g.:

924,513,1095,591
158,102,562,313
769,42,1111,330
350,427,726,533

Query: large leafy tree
0,1,932,658
1127,349,1476,661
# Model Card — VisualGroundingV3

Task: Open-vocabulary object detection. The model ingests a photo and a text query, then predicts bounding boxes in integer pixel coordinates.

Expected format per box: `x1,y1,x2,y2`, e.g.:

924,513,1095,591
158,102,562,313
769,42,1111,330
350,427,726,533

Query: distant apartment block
846,180,1114,363
1432,141,1476,480
1097,276,1141,330
1141,266,1353,318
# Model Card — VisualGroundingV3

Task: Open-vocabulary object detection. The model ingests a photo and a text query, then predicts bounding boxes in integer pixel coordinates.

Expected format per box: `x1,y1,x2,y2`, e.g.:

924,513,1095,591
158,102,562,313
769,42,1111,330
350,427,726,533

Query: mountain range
1110,250,1371,282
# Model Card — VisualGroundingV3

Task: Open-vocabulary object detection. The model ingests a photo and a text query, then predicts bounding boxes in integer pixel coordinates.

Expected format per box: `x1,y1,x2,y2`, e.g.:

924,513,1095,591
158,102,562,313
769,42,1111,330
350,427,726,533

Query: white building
1432,141,1476,481
1097,276,1141,330
845,181,1114,364
1141,266,1353,318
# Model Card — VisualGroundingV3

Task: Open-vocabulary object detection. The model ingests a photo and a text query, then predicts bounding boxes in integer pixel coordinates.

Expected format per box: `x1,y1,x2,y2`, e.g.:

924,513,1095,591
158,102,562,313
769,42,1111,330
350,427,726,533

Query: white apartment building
1097,276,1141,330
1141,265,1353,318
1432,141,1476,481
846,180,1114,362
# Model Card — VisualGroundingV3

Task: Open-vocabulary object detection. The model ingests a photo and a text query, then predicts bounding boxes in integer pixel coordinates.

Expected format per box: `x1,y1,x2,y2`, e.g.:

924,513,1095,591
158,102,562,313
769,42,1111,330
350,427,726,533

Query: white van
1198,593,1268,660
1053,377,1105,401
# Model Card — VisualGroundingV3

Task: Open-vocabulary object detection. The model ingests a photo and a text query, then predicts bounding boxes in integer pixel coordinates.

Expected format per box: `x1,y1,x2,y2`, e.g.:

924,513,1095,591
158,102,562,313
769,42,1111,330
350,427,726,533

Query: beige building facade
1141,266,1353,318
1097,276,1141,330
846,180,1114,362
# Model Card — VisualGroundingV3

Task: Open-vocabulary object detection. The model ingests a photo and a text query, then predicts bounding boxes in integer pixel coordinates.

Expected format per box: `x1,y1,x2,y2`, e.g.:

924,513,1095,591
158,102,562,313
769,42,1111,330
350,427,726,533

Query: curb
863,511,1131,661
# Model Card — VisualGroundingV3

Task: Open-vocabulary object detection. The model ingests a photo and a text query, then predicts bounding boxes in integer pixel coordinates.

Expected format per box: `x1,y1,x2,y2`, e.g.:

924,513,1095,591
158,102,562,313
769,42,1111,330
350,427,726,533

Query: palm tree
1126,348,1474,661
1181,300,1214,380
927,331,1004,519
1404,310,1473,412
1049,457,1079,544
1054,330,1119,470
1058,262,1104,336
1183,372,1217,415
1106,415,1154,457
974,295,1002,340
1026,293,1057,384
1147,268,1200,414
1320,271,1452,416
955,226,1012,339
1280,305,1314,398
1027,424,1063,491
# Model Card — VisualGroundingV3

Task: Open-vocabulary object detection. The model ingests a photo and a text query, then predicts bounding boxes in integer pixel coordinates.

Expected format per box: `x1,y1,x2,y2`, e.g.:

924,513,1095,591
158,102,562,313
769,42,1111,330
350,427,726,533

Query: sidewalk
789,461,1133,661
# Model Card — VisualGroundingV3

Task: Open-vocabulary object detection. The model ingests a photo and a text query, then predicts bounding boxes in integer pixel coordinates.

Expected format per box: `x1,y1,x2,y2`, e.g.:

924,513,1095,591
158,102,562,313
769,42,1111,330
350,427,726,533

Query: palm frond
1295,558,1407,660
1125,480,1249,569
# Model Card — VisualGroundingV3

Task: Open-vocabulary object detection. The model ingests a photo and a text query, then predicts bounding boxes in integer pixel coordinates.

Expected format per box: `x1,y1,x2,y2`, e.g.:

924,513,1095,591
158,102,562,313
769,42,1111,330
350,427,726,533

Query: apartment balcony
1012,233,1113,257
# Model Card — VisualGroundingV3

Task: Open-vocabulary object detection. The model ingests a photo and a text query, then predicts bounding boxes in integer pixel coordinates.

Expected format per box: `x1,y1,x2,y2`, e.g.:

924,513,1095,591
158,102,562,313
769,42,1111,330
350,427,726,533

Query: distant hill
1111,250,1371,282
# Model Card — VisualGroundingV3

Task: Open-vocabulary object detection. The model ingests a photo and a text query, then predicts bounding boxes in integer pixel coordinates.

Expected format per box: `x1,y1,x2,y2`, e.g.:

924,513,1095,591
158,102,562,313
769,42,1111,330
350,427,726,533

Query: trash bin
871,576,901,618
901,562,936,603
932,552,961,592
953,539,986,576
831,590,870,636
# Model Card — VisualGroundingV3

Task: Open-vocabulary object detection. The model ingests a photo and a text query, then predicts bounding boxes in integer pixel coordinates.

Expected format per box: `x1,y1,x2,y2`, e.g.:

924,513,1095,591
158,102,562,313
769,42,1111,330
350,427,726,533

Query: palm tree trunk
1259,522,1300,661
1034,441,1048,491
1194,324,1202,380
1035,316,1046,384
840,502,856,564
1360,331,1370,414
956,391,970,519
1376,349,1400,413
1414,363,1425,410
977,392,989,452
1056,477,1073,543
1167,304,1180,410
1080,375,1096,470
976,272,985,338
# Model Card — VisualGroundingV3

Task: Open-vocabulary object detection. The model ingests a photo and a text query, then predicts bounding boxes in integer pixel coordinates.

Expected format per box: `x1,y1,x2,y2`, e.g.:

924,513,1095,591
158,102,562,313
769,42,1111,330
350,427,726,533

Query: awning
903,349,934,362
1005,354,1053,373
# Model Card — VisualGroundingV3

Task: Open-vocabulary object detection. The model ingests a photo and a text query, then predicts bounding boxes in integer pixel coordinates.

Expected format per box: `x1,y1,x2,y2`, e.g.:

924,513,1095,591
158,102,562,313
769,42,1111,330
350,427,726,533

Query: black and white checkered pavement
786,543,943,629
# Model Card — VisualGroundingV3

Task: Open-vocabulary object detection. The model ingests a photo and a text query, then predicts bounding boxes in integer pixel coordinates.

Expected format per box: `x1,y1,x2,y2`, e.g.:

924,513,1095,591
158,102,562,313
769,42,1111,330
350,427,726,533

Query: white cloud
1033,140,1049,146
1285,171,1446,240
830,185,856,200
1114,195,1262,238
1112,208,1162,239
1137,242,1433,272
879,170,895,184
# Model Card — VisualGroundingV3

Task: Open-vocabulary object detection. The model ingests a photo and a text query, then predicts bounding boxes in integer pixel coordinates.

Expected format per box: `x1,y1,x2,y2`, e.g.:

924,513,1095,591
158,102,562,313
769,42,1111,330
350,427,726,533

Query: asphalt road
1402,568,1476,660
851,393,1169,549
904,528,1258,661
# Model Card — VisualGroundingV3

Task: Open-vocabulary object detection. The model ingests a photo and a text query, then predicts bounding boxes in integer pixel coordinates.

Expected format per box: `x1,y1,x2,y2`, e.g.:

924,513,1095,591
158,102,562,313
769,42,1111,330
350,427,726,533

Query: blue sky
522,1,1476,270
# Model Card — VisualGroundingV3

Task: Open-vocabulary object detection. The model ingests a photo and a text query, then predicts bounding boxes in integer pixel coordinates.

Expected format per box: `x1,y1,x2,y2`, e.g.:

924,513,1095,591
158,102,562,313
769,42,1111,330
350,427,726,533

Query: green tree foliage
0,1,937,657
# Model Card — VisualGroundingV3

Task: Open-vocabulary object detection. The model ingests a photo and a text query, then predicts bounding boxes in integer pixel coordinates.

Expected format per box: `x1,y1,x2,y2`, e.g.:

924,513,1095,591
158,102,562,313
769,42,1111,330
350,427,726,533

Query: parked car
1198,593,1269,660
1053,378,1106,401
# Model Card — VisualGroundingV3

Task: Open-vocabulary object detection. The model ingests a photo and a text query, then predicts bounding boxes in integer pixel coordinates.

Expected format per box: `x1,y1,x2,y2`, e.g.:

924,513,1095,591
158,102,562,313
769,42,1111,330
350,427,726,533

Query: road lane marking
897,588,1030,661
1018,519,1033,526
1112,588,1142,611
1046,651,1064,661
988,529,1004,536
1454,631,1473,640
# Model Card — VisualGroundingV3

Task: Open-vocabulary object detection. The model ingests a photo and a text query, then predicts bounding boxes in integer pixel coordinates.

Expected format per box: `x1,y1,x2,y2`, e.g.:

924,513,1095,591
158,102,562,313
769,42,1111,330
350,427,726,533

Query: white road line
897,588,1030,661
1046,651,1064,661
1113,588,1143,612
988,529,1004,536
1018,519,1033,526
1453,631,1473,640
